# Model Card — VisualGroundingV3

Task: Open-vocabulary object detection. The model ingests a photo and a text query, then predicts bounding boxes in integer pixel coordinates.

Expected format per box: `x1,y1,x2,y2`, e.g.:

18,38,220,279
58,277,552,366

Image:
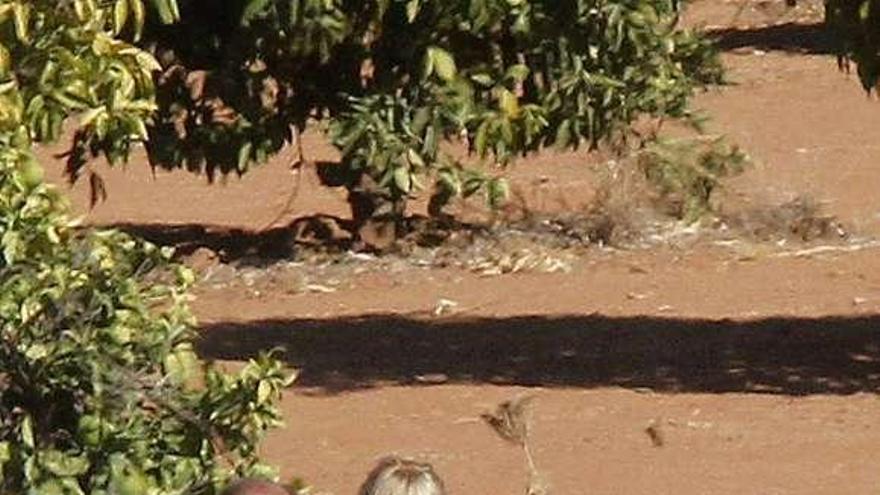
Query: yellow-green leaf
12,2,29,42
114,0,129,35
154,0,180,24
79,107,105,127
73,0,87,20
0,43,10,76
393,166,412,193
237,141,253,171
164,344,200,385
406,148,424,168
129,0,145,40
498,89,520,117
257,380,272,403
428,47,456,82
406,0,420,22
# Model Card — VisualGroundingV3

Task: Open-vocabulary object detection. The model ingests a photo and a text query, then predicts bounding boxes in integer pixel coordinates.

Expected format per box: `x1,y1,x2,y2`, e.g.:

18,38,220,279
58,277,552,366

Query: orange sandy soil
39,1,880,493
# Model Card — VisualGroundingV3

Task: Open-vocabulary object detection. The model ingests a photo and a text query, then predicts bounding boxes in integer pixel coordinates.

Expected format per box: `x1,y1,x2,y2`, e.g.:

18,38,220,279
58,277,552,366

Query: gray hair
359,456,447,495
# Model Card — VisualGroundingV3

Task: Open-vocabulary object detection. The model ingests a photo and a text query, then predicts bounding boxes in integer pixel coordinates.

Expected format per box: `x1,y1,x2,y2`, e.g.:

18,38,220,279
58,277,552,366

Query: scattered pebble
433,298,459,316
414,373,449,384
305,284,337,294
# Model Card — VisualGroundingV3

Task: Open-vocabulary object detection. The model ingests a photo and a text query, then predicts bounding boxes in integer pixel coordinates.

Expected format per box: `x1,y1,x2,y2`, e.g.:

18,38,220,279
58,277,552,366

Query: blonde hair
358,456,446,495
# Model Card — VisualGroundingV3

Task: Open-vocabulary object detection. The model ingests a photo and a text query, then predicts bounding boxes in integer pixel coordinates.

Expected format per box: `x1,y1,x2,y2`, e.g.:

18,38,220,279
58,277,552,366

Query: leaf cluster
637,136,747,221
826,0,880,91
118,0,721,215
0,2,293,493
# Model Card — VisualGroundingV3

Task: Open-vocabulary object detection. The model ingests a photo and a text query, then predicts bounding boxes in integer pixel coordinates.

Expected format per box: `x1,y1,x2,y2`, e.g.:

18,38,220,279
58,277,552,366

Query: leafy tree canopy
61,0,723,242
826,0,880,91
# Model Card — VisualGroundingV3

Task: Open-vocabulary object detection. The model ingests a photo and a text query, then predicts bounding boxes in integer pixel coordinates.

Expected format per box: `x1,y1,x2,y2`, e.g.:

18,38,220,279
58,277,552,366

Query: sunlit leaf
428,47,456,82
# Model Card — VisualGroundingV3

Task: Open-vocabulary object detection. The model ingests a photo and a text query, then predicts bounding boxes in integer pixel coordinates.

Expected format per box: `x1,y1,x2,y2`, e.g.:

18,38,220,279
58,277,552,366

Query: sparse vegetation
637,136,749,222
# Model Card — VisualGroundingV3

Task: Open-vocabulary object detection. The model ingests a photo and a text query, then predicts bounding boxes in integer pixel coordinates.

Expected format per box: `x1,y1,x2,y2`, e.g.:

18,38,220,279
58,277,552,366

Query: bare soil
40,1,880,493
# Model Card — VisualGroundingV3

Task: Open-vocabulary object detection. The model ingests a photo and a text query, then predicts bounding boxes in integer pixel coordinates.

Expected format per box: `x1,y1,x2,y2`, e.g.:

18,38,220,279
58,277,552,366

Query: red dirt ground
40,1,880,493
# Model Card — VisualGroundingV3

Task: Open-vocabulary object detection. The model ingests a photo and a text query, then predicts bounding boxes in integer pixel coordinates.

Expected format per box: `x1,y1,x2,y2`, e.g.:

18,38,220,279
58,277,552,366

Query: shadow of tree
106,216,353,264
708,22,833,54
105,214,489,264
197,313,880,396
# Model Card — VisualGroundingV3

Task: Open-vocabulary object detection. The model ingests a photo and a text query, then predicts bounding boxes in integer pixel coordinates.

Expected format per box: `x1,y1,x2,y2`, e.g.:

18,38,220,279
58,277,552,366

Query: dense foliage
62,0,722,244
0,2,292,493
825,0,880,90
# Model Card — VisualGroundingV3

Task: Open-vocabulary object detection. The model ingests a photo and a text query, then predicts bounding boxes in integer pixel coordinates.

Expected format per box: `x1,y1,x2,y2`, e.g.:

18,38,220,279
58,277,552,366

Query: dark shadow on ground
197,314,880,396
106,216,353,264
708,22,834,54
106,215,491,263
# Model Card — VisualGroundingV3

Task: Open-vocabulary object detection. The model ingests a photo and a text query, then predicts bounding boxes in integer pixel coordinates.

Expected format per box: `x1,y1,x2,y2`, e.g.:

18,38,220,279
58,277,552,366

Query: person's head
358,456,446,495
220,478,290,495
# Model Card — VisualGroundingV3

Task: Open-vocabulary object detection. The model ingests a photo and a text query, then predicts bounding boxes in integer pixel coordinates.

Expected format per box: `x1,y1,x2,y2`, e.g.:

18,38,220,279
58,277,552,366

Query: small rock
203,264,237,285
183,247,220,272
433,298,459,316
414,373,449,384
305,283,337,294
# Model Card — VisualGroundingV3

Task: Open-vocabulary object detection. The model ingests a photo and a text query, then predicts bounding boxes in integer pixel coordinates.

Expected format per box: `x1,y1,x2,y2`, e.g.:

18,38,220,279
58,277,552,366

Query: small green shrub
637,136,748,221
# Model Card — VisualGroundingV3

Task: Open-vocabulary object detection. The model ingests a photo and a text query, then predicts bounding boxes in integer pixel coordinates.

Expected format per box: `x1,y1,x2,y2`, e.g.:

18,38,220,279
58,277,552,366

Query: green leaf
428,47,457,82
30,479,67,495
129,0,145,40
393,166,412,193
554,119,572,149
164,344,200,385
12,2,29,42
237,142,253,172
406,148,424,169
21,416,34,450
79,107,105,128
24,343,49,360
487,177,509,208
110,466,152,495
241,0,272,26
505,64,530,83
0,43,10,76
498,89,519,117
77,415,103,447
3,231,22,264
470,73,494,86
152,0,179,24
257,380,272,404
114,0,129,35
39,450,90,477
859,0,871,21
406,0,420,22
0,442,10,464
422,48,434,79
